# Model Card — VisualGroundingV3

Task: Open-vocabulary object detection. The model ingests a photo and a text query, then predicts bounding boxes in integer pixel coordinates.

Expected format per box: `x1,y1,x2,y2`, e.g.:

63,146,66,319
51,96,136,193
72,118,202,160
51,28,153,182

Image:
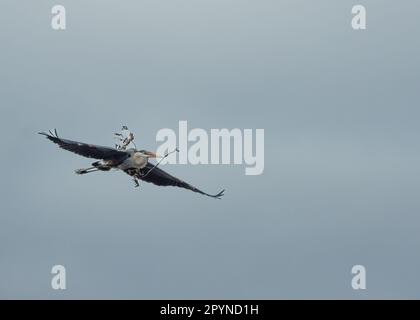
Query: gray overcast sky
1,0,420,299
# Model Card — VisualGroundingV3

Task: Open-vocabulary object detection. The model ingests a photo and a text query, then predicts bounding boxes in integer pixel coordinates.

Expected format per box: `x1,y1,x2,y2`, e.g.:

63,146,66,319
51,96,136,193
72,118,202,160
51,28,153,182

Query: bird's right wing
39,129,129,161
139,163,225,199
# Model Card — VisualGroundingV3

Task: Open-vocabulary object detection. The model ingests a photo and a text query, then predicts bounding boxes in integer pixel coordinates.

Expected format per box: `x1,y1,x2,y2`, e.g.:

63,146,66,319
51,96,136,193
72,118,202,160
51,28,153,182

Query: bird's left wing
138,163,224,199
39,129,128,161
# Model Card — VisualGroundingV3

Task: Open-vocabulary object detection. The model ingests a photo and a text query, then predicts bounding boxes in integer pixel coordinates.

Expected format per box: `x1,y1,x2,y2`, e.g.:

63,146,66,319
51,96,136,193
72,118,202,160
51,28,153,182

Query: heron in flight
39,129,224,199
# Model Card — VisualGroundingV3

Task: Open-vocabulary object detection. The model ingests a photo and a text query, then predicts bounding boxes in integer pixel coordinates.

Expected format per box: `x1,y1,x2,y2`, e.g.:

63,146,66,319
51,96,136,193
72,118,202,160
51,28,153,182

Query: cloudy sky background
1,0,420,298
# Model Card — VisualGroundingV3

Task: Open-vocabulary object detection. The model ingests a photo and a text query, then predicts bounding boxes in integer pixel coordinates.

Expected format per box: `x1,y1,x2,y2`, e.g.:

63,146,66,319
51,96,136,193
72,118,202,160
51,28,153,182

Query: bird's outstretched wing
39,129,129,161
138,163,225,199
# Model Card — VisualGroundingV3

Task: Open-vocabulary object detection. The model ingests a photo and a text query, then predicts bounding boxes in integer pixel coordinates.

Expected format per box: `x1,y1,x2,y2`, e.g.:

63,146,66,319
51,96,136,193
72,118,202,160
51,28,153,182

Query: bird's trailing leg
75,167,99,175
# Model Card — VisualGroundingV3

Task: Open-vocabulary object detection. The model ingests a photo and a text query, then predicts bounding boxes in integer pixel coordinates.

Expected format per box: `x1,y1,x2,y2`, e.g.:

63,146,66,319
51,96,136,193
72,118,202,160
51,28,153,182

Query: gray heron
39,129,224,199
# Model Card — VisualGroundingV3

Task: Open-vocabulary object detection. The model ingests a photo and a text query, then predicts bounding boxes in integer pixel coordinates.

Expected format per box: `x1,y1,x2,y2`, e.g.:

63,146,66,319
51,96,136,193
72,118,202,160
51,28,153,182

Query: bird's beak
148,152,160,158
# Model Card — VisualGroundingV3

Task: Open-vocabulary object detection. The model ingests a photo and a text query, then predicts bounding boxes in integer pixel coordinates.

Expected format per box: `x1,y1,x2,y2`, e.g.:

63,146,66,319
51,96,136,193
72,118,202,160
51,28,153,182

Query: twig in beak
141,148,179,178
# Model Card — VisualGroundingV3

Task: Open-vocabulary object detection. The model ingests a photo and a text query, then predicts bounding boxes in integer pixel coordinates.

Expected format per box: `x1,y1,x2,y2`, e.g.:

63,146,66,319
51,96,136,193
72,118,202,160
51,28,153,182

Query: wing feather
138,163,224,199
39,130,128,161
